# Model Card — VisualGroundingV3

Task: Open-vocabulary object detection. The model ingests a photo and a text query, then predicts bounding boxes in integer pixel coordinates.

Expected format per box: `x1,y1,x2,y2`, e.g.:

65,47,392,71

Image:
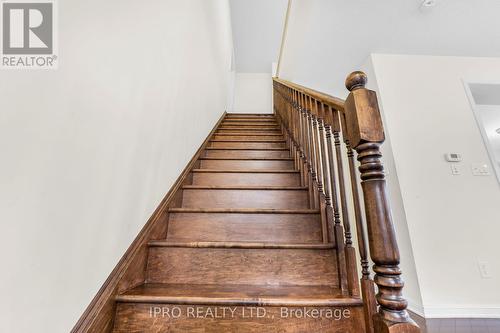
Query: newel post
343,72,420,333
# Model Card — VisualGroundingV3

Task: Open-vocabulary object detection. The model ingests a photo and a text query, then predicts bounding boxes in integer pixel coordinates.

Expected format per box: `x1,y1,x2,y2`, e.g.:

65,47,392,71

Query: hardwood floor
411,313,500,333
111,113,365,332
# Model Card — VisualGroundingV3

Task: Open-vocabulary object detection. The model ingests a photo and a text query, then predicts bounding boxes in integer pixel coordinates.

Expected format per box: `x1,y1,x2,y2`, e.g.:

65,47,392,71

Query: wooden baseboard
71,111,227,333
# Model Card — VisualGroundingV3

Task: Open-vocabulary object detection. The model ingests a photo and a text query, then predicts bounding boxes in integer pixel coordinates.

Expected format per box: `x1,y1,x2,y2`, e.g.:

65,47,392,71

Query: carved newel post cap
345,71,368,92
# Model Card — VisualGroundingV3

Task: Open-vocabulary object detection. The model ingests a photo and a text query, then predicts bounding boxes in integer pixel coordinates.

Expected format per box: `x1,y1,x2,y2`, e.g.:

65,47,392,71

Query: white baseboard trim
407,298,425,318
423,305,500,318
405,298,500,318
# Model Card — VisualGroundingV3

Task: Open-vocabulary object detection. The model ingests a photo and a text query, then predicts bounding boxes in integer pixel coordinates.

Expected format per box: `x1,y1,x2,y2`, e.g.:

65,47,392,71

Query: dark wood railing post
343,71,420,333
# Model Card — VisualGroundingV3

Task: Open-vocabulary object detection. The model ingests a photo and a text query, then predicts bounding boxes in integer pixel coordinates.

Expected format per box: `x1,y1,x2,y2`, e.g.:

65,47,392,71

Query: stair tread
224,118,276,120
222,118,276,120
218,125,280,129
225,113,274,115
168,208,320,214
183,185,307,190
217,128,281,131
214,132,283,136
116,283,361,306
148,240,334,249
205,147,288,151
192,169,298,173
220,123,278,125
222,122,278,124
199,157,293,160
210,139,286,142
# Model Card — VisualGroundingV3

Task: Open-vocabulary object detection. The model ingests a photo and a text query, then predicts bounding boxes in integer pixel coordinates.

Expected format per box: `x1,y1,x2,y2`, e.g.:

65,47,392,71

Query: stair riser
213,135,284,140
182,190,309,209
113,303,365,333
216,126,282,134
146,247,338,285
217,129,281,133
219,121,280,128
200,160,294,170
204,150,290,158
219,126,279,130
220,123,278,125
218,126,280,129
192,173,300,186
167,213,322,243
209,142,286,149
225,115,274,118
224,116,275,118
221,122,278,125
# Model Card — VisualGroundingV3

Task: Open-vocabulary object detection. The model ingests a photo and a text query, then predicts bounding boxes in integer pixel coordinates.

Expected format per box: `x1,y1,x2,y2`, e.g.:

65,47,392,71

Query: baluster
304,97,316,208
295,92,301,171
296,92,305,186
296,94,302,172
300,93,310,190
331,109,352,245
317,102,330,202
316,101,333,243
311,99,328,242
344,71,419,333
319,104,335,241
308,96,320,209
311,99,323,196
288,88,295,157
331,108,359,296
324,105,348,295
291,89,297,155
286,87,292,146
291,90,296,166
285,87,291,148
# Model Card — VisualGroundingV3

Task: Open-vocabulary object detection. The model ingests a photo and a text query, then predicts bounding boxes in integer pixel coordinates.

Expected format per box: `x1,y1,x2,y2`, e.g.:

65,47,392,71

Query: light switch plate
478,261,493,279
451,165,461,175
471,164,490,176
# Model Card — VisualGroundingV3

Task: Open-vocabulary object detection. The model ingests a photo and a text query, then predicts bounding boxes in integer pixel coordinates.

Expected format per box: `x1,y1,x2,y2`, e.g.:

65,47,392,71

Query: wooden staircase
112,113,365,332
73,72,420,333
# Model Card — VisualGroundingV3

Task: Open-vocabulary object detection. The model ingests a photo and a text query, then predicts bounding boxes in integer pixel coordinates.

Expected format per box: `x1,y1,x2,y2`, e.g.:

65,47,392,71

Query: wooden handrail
273,77,345,111
273,72,420,333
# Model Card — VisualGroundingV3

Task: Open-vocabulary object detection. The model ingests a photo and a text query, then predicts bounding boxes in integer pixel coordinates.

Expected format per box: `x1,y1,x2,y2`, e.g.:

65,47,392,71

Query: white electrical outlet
478,261,493,279
450,165,461,175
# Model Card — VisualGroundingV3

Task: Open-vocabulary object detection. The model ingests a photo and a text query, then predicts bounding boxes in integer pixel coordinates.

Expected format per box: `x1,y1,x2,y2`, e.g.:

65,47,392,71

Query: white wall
232,73,272,113
0,1,234,332
279,0,500,98
228,1,286,114
361,57,424,315
368,54,500,317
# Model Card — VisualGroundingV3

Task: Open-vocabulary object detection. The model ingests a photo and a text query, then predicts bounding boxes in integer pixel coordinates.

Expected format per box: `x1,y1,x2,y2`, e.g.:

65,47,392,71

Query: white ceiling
229,0,288,73
279,0,500,96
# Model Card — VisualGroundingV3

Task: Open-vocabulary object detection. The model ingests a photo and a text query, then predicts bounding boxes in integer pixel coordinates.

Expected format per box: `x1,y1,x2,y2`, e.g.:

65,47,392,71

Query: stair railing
272,72,420,333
